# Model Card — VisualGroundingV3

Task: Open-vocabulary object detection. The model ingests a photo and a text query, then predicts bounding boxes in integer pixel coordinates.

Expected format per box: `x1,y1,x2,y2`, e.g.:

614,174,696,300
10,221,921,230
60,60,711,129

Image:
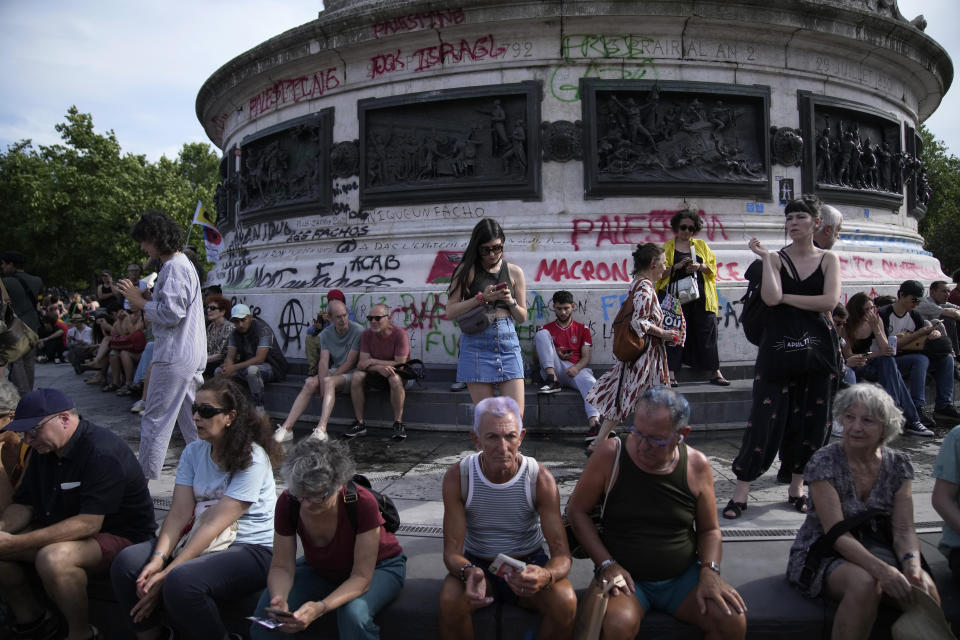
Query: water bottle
887,333,898,355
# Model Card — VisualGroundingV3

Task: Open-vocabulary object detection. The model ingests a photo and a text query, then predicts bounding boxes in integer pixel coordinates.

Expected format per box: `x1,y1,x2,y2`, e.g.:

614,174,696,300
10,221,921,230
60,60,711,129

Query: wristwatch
702,561,721,575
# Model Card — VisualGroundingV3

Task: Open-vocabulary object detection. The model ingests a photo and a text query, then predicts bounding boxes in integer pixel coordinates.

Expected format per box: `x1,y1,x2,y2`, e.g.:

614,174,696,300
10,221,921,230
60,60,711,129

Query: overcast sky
0,0,956,161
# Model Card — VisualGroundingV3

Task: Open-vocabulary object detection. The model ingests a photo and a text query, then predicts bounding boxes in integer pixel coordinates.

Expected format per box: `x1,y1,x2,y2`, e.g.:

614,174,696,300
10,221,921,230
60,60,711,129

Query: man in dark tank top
566,387,747,639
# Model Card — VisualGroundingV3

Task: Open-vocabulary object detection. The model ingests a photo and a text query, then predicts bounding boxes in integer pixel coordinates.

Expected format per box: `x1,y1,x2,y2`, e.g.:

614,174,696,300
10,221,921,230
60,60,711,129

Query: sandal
787,494,809,513
709,376,731,386
722,499,747,519
670,379,679,388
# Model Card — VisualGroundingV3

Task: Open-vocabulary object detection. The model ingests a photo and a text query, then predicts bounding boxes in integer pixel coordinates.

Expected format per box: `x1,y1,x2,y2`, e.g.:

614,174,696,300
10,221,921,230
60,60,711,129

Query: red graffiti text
373,8,466,39
248,69,342,119
570,210,728,251
411,35,507,72
535,259,631,283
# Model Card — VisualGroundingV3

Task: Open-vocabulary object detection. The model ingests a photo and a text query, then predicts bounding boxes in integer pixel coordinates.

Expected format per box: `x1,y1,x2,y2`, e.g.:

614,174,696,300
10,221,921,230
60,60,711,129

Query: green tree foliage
918,125,960,277
0,107,221,291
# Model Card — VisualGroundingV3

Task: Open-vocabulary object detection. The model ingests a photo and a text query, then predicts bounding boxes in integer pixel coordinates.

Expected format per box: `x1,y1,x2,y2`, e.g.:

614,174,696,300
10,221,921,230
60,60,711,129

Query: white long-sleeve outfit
138,252,206,479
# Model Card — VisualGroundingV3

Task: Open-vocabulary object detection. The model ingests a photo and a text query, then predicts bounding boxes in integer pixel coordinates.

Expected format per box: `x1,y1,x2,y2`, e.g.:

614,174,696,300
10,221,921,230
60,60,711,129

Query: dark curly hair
131,209,185,256
198,377,281,473
551,290,574,305
631,243,665,277
669,206,703,233
205,294,231,313
450,218,506,300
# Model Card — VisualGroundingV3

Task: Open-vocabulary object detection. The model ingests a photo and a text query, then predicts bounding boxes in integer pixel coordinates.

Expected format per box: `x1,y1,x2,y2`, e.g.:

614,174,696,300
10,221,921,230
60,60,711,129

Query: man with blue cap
218,303,288,412
0,388,155,640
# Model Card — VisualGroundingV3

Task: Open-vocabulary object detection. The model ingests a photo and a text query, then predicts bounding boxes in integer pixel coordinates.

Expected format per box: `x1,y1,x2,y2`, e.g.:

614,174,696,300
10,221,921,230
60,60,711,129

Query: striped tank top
462,453,545,558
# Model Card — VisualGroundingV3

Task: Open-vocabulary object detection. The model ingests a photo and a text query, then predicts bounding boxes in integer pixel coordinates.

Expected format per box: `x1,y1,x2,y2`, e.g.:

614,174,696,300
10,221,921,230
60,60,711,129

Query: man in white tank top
438,396,576,640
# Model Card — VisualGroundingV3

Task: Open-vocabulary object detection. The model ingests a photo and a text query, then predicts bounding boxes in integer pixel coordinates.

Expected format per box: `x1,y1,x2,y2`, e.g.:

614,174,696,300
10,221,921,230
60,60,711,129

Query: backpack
288,473,400,533
739,251,799,346
612,281,649,362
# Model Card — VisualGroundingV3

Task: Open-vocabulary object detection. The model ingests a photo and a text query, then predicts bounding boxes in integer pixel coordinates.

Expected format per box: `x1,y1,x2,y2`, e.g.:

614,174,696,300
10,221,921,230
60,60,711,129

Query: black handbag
456,304,493,335
564,437,621,559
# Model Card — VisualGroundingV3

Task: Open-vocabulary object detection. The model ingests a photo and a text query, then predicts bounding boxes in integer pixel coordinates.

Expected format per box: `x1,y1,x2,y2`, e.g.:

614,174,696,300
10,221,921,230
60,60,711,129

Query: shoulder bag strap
777,250,801,281
600,437,622,517
344,480,360,531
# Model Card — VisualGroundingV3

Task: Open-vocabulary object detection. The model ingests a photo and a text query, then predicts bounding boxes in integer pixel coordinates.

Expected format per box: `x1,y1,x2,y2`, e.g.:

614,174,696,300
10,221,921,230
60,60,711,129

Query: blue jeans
216,362,277,406
896,352,955,409
133,341,155,385
853,355,919,422
250,555,406,640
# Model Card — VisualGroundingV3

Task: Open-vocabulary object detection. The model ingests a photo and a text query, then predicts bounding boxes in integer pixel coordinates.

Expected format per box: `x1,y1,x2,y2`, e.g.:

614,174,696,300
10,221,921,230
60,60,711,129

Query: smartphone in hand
264,606,294,618
494,282,508,290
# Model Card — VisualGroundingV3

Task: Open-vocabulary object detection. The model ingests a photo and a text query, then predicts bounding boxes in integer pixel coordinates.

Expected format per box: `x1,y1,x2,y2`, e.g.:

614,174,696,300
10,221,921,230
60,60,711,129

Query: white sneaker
308,428,329,441
273,425,293,443
130,399,146,414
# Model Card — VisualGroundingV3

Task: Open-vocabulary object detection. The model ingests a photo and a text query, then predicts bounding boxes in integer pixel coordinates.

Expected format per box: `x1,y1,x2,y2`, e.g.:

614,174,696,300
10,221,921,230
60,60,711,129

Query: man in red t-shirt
348,303,410,441
535,291,600,440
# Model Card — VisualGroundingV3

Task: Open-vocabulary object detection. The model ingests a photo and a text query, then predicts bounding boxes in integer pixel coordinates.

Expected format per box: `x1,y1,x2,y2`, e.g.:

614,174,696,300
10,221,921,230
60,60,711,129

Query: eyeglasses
478,244,504,256
678,225,695,232
26,413,61,438
629,428,678,448
191,403,228,419
367,315,386,322
293,489,333,505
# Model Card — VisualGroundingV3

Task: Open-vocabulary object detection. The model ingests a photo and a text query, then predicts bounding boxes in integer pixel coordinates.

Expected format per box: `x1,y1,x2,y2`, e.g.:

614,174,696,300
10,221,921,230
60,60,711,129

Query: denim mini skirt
457,317,524,383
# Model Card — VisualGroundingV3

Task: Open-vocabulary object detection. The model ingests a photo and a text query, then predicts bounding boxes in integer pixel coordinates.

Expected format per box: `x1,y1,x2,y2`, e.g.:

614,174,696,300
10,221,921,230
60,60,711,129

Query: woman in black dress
723,196,841,519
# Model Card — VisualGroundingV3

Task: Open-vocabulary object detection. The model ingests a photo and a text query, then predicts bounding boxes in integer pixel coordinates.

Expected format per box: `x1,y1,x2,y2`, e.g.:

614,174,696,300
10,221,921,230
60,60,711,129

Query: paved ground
33,362,950,539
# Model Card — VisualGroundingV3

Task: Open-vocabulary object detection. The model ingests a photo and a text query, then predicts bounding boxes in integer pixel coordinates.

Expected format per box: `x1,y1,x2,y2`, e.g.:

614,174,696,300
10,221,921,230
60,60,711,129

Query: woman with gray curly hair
786,383,940,639
251,439,406,639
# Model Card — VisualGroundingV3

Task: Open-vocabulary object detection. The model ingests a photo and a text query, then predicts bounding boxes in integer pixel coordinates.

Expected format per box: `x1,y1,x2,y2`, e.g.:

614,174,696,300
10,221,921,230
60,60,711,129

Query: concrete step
262,374,754,434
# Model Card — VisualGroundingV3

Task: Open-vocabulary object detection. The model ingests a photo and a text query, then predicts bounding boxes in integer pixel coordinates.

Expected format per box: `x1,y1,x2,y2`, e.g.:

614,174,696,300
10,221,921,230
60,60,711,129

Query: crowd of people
2,202,960,640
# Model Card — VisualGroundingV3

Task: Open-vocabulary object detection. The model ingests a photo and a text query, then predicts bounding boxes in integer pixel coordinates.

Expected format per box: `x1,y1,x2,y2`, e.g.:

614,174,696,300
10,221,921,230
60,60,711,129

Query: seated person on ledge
566,387,746,640
274,298,363,443
439,396,577,640
787,383,940,640
346,304,410,441
534,290,601,441
0,389,156,640
218,304,289,413
304,289,346,376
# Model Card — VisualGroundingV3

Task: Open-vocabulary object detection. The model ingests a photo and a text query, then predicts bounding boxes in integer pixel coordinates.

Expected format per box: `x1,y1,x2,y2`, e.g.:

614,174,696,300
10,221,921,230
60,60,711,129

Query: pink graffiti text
570,211,728,251
373,8,466,39
535,259,631,283
248,69,342,119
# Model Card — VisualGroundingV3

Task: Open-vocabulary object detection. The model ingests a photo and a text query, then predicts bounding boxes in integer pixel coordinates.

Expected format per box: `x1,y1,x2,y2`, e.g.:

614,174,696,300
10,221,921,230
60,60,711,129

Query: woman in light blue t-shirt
111,377,281,640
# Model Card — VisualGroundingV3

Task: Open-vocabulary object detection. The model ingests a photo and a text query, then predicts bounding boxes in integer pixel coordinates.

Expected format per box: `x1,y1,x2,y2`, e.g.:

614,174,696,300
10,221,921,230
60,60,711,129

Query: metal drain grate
153,496,172,511
396,524,445,538
722,528,798,538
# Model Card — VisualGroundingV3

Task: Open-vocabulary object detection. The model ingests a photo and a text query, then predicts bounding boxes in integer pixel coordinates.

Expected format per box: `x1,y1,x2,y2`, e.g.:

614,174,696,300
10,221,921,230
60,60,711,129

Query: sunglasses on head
479,244,504,256
367,314,386,322
192,403,227,419
678,225,695,232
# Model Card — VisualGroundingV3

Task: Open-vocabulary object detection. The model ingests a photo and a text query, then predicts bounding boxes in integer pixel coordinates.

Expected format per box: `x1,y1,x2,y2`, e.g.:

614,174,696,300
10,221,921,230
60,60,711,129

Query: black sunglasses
678,225,695,232
206,305,220,311
367,314,386,322
479,244,504,256
192,403,228,419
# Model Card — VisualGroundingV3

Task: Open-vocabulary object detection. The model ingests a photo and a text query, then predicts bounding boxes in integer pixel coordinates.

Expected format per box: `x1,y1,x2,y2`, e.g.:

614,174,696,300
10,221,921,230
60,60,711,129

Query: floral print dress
586,278,670,423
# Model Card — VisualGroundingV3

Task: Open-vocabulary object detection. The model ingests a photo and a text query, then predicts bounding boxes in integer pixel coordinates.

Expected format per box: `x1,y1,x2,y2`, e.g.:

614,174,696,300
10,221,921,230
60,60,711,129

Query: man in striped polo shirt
438,396,576,640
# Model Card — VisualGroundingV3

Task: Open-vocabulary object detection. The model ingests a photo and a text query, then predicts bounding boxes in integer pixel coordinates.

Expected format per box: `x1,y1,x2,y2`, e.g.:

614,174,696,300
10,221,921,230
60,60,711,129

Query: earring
677,434,685,443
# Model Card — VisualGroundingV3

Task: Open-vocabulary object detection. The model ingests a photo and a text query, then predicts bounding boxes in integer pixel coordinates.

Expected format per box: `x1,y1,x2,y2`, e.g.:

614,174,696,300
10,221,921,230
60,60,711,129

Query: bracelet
475,292,485,305
317,600,328,616
152,551,167,562
544,569,555,589
901,552,918,562
594,558,617,578
459,563,479,583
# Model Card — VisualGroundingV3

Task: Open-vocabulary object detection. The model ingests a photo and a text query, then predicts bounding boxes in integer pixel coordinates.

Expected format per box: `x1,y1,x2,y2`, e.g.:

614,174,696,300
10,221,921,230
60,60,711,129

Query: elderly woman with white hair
786,382,940,640
251,439,405,639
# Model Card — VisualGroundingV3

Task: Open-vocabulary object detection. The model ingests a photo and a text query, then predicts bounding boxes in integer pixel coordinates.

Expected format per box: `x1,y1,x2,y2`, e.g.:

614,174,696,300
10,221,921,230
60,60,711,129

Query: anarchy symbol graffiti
279,298,308,352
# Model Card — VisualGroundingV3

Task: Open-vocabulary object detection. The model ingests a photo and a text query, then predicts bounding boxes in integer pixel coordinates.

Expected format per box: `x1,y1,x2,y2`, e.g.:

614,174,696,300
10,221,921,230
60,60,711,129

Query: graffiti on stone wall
372,8,466,39
369,35,508,79
247,69,342,120
569,211,729,251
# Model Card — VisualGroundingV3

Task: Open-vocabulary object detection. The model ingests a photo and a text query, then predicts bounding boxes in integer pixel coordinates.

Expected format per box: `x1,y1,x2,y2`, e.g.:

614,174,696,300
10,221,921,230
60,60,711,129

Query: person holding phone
111,378,280,640
250,438,405,639
445,219,528,419
656,206,728,387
